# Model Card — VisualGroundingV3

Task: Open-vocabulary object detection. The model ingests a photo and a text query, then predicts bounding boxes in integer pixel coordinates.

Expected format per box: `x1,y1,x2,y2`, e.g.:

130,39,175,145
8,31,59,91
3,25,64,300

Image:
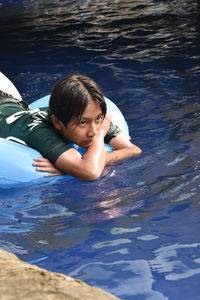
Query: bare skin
33,101,141,180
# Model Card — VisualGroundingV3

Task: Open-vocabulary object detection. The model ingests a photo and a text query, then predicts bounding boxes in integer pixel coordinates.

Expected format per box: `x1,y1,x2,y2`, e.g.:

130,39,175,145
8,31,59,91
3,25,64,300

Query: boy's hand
99,114,112,137
33,157,64,176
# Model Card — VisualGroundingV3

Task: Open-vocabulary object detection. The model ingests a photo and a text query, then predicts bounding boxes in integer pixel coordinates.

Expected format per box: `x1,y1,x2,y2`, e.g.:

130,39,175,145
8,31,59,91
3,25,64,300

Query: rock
0,249,120,300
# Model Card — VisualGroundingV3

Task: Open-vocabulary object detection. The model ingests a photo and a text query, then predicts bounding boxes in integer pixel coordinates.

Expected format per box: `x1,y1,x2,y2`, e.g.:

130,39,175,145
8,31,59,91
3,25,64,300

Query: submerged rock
0,249,120,300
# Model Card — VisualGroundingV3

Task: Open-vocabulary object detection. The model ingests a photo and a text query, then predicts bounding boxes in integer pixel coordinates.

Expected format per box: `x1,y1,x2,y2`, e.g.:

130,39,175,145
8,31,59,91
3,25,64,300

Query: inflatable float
0,73,129,188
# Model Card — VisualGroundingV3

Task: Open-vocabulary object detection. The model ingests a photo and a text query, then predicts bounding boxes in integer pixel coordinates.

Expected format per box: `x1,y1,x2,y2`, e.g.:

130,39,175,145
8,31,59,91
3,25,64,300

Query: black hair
49,74,106,127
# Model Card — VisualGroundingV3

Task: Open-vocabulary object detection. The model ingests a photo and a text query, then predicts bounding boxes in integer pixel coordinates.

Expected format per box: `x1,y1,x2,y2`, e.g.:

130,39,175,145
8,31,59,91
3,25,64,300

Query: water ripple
150,242,200,281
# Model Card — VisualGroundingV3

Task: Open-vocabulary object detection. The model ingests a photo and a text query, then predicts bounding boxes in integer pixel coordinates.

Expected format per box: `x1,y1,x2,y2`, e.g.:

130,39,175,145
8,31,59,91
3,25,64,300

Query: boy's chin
79,141,93,148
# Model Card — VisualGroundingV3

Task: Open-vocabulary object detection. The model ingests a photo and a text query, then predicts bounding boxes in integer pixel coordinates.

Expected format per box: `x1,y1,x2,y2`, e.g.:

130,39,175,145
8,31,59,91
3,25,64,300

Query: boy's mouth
82,139,93,147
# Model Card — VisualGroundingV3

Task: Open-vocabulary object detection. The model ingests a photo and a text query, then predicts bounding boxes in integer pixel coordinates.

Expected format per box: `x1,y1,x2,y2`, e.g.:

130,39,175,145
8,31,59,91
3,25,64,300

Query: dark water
1,0,200,299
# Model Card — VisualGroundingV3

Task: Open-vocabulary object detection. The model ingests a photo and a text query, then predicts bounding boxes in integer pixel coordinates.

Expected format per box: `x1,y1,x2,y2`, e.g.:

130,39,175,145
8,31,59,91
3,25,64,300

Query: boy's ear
51,114,64,131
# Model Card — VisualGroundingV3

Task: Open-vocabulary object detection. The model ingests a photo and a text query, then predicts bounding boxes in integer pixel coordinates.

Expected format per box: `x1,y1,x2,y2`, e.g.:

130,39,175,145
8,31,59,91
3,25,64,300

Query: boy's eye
79,120,87,126
96,115,103,122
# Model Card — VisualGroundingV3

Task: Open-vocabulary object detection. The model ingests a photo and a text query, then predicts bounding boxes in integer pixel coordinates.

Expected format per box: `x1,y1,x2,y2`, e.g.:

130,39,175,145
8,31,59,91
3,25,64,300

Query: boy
0,74,141,180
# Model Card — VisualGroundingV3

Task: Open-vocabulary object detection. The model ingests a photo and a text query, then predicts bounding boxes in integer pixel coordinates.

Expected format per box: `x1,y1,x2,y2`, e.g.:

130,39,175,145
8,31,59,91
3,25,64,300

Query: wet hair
49,74,106,127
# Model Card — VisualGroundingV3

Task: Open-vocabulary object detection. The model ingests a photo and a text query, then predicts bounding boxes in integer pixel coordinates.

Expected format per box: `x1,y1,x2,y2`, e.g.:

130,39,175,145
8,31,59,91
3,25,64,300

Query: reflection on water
150,242,200,281
0,0,200,299
81,187,144,222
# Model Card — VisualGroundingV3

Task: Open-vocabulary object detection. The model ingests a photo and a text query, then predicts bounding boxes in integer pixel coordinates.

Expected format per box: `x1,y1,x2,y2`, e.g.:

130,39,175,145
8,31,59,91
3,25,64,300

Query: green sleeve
26,125,72,164
104,122,122,144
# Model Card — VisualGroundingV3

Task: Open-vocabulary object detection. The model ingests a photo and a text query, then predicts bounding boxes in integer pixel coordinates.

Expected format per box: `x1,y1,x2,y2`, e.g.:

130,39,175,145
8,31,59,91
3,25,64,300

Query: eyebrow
80,113,102,121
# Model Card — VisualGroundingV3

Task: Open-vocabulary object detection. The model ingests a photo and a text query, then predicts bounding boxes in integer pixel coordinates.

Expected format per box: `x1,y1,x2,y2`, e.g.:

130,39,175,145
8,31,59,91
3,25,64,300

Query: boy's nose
87,124,98,137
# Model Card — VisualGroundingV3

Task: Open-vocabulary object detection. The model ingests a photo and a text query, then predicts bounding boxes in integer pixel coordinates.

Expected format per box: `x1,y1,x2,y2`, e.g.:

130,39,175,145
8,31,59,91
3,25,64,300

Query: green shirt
0,97,121,163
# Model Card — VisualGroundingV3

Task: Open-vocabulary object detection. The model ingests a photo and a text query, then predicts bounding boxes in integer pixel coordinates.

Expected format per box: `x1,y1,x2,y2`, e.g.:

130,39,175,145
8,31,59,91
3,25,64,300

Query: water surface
0,1,200,299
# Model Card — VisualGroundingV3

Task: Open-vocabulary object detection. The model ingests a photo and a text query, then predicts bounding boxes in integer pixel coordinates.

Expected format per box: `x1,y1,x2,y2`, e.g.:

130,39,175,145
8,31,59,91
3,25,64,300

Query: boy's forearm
81,133,106,179
105,145,142,165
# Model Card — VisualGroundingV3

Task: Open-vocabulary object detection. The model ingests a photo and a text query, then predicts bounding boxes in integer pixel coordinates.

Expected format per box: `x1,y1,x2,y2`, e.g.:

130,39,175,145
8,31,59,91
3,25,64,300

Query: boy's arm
34,132,141,176
34,136,106,179
105,133,142,165
54,133,106,180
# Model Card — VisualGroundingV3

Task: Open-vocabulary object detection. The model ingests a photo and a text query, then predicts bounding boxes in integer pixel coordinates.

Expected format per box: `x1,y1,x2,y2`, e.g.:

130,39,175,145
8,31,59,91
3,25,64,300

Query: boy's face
60,101,103,147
